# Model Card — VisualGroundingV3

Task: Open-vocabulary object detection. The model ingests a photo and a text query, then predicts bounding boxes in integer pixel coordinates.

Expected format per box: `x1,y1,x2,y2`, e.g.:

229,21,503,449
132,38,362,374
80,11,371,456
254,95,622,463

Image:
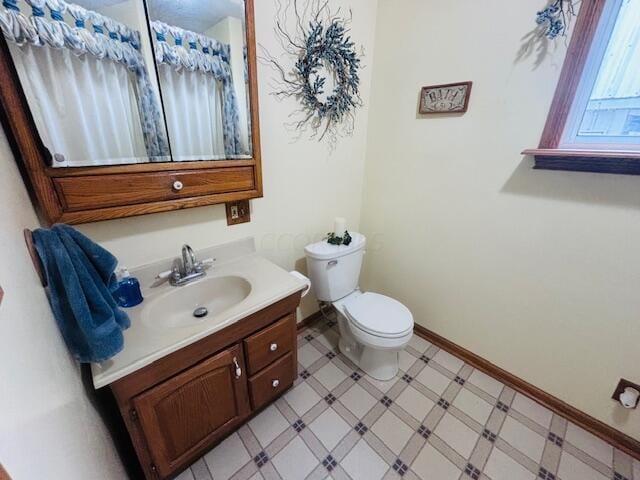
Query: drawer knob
272,379,280,388
172,180,184,192
270,343,278,352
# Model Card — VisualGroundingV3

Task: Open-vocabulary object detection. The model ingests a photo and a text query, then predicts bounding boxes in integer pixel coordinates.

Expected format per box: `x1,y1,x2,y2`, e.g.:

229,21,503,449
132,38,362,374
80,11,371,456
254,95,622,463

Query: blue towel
33,224,130,363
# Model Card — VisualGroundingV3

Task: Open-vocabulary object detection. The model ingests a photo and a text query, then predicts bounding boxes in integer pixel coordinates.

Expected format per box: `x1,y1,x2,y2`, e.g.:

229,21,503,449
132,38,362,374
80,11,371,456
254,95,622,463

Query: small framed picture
419,81,472,114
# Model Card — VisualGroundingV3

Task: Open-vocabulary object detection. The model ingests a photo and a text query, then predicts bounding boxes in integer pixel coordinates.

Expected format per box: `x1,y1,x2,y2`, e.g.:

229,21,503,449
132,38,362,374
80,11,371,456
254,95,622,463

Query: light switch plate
225,200,250,226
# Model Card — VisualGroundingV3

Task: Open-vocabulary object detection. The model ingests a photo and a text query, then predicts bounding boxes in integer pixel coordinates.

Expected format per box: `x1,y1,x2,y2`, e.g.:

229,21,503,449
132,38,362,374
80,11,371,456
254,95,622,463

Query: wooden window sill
522,148,640,175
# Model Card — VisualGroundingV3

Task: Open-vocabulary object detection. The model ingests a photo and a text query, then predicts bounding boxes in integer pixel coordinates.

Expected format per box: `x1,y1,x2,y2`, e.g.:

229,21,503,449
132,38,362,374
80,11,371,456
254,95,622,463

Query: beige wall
78,0,378,321
360,0,640,440
0,129,127,477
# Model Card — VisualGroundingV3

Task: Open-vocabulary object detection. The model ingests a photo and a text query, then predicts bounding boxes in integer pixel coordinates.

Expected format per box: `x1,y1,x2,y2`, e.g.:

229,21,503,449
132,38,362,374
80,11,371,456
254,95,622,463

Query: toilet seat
343,292,413,339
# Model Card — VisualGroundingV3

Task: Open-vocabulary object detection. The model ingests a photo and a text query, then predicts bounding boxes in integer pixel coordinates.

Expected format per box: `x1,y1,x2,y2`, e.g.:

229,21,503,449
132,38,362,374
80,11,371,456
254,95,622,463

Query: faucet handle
194,258,215,273
171,264,182,277
154,265,182,286
156,270,173,280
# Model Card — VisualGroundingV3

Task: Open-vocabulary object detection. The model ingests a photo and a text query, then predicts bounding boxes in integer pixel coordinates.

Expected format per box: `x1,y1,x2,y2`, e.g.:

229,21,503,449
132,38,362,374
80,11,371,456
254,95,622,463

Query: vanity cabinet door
132,344,250,479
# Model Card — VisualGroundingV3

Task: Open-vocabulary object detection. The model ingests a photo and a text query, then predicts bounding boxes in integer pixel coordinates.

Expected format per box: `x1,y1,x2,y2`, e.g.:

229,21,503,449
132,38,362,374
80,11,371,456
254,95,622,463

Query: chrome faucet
168,244,209,286
181,244,197,276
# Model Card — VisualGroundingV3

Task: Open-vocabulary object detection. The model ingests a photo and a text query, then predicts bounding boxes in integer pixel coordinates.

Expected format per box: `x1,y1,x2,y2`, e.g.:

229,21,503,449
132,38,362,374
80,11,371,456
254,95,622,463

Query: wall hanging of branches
261,0,363,149
518,0,578,66
536,0,578,39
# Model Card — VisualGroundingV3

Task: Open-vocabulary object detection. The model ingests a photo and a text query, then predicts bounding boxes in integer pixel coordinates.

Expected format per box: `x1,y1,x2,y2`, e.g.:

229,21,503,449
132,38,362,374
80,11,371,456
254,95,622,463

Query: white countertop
91,239,306,388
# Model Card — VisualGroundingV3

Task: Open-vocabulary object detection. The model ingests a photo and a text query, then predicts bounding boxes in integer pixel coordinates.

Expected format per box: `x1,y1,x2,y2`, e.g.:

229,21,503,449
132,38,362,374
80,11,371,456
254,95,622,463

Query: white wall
360,0,640,440
0,129,126,478
78,0,378,321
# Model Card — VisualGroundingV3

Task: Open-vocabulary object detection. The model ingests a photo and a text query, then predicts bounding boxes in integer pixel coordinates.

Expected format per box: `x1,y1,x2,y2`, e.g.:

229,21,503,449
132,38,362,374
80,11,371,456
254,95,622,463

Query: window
526,0,640,174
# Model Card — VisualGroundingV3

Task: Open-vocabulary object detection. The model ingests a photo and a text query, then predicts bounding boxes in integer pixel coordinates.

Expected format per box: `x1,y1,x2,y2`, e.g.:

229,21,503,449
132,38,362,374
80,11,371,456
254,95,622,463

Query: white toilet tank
304,233,366,302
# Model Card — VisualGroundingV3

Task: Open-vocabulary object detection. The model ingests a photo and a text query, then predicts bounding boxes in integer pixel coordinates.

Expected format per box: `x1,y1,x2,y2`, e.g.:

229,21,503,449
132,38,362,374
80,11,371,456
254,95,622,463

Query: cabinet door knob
172,180,184,191
270,343,278,352
272,379,280,388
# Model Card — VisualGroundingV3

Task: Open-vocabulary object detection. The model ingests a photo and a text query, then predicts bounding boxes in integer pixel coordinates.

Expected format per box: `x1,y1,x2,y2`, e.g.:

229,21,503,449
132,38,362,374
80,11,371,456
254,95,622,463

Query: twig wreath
260,0,363,149
518,0,578,67
536,0,577,39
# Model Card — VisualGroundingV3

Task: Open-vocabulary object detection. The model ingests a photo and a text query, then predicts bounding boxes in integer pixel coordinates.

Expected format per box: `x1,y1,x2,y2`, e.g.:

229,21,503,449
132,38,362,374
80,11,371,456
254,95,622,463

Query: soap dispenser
114,267,144,308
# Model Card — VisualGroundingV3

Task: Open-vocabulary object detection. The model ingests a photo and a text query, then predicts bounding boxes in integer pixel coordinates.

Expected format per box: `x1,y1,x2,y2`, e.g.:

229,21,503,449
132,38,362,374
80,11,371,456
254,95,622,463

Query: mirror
146,0,252,161
3,0,170,167
1,0,253,167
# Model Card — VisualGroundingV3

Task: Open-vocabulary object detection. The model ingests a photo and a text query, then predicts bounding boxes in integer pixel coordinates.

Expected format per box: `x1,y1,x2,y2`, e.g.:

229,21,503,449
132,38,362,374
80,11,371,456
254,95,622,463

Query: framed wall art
419,81,473,114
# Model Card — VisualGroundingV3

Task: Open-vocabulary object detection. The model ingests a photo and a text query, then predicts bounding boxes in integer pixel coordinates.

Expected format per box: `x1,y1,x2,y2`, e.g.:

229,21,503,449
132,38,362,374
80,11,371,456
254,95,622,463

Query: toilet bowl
334,290,413,380
305,233,414,380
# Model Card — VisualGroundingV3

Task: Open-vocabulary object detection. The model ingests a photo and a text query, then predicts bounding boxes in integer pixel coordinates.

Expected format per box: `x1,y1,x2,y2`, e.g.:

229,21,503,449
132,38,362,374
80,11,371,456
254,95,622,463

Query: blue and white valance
2,0,141,61
151,21,242,156
0,0,170,161
151,20,232,78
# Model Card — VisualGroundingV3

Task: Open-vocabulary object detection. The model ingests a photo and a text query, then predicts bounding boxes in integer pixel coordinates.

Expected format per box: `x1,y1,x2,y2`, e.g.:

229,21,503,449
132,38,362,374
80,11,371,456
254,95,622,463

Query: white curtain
1,0,170,166
151,21,243,157
9,42,149,167
158,64,226,161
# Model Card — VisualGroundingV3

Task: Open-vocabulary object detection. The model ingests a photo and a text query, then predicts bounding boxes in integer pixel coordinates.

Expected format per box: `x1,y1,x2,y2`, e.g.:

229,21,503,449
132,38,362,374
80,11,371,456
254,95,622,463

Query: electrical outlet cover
226,200,250,226
612,378,640,408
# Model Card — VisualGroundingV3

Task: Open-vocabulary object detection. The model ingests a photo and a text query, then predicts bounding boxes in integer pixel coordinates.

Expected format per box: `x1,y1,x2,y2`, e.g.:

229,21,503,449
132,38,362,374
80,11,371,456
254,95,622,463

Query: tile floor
176,318,638,480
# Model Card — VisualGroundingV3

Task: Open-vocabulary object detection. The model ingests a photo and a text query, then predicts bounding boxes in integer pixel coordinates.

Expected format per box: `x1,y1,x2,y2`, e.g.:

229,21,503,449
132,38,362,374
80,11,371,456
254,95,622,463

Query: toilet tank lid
305,233,366,260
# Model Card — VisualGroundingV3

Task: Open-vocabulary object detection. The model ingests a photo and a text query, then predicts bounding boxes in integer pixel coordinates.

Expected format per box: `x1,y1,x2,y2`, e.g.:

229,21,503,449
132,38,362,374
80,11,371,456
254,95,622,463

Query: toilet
305,233,414,380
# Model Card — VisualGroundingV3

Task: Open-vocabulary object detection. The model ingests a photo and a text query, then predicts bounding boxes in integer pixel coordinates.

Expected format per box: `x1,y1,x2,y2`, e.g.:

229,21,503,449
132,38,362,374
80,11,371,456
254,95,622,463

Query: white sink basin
142,276,252,329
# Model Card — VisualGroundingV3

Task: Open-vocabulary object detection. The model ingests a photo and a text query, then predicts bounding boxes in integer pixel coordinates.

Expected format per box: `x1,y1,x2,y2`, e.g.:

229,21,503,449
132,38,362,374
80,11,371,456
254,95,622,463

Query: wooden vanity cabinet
109,291,302,480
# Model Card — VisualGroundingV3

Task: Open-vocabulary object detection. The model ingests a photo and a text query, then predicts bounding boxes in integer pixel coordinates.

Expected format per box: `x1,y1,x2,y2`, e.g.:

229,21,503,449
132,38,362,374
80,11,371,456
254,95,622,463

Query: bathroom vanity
92,239,307,479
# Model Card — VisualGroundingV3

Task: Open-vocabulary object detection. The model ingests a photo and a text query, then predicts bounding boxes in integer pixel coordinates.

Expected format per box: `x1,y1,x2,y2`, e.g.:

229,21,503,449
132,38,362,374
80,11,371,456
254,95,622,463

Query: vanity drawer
53,167,255,211
244,314,294,375
248,353,295,410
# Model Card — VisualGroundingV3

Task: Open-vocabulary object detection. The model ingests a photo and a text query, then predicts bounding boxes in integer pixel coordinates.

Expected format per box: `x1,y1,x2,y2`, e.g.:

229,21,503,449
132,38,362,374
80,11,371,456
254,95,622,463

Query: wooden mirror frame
0,0,262,225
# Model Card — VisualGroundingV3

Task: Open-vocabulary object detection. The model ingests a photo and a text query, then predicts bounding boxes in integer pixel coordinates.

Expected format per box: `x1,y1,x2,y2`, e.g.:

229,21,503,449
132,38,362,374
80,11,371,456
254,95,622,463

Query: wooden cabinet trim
45,159,256,178
54,167,255,211
58,189,262,225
